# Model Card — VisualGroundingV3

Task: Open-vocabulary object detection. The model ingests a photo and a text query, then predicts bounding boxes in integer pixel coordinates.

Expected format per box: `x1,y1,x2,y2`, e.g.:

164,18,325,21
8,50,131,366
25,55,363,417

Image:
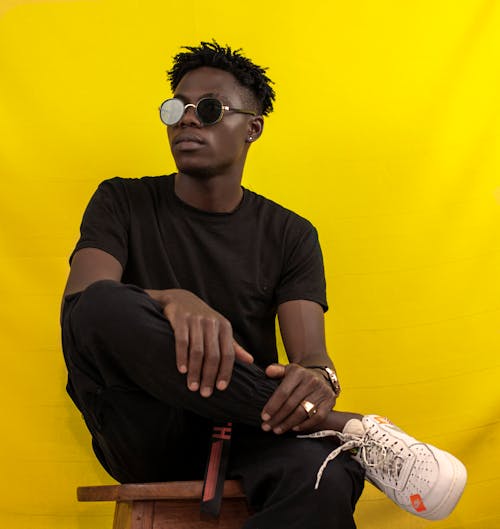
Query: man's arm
63,248,123,298
278,299,332,367
261,299,338,434
62,247,252,396
61,248,124,323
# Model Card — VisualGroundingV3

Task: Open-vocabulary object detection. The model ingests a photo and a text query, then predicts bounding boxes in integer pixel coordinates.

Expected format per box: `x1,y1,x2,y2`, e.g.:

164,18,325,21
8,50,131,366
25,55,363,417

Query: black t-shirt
71,174,327,366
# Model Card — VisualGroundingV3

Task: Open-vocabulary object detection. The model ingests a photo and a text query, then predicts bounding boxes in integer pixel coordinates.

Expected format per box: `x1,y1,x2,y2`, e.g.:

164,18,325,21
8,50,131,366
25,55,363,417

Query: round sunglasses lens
160,99,184,125
197,98,223,125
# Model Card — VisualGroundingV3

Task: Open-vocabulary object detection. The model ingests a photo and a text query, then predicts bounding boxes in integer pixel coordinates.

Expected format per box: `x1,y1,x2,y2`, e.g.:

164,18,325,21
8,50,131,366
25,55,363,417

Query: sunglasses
159,97,256,127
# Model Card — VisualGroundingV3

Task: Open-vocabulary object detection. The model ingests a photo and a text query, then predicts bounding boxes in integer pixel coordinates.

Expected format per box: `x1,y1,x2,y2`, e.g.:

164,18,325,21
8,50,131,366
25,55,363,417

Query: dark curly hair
168,41,275,116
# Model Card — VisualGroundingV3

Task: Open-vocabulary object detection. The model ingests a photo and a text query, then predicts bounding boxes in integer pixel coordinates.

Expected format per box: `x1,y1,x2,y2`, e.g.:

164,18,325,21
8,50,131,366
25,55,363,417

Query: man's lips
173,134,205,146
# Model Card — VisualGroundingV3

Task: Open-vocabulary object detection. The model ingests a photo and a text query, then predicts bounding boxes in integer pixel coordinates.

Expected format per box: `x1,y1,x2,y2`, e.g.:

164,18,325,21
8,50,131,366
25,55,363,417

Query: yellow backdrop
1,1,499,528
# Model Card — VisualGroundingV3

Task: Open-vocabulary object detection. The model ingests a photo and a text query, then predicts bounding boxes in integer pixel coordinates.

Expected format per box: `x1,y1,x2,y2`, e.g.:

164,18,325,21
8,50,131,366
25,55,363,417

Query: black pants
61,280,364,528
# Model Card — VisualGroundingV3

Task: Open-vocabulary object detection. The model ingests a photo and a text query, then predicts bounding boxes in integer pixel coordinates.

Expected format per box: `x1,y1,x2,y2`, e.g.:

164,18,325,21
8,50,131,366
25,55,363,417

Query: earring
248,136,253,142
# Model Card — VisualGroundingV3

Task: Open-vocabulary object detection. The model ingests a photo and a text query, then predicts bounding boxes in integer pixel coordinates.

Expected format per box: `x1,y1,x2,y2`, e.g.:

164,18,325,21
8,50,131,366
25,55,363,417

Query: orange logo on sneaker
373,416,392,425
410,494,427,513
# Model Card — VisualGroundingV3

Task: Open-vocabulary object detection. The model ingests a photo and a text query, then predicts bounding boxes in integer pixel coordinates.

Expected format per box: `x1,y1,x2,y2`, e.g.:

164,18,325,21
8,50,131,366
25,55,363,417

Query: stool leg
113,501,154,529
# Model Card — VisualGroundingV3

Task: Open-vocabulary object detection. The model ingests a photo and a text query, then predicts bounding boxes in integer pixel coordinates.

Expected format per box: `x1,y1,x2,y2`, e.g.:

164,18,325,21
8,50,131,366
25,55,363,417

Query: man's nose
179,103,201,127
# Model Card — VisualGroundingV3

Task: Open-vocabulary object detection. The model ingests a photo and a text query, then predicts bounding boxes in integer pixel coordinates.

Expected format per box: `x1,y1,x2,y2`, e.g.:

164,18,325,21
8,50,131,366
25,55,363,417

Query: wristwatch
306,365,341,397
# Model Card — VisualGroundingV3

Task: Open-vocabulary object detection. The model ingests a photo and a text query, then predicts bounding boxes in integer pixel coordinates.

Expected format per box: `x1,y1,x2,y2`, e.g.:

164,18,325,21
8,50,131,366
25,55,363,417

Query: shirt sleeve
69,178,129,267
276,219,328,312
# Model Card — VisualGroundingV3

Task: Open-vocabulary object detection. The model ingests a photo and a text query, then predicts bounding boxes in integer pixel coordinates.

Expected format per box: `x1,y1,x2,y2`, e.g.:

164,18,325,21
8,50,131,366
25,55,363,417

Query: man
61,42,466,528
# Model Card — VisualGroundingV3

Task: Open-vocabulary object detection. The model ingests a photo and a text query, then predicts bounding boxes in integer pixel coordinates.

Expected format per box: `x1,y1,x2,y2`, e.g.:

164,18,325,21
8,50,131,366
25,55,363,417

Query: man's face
167,66,257,178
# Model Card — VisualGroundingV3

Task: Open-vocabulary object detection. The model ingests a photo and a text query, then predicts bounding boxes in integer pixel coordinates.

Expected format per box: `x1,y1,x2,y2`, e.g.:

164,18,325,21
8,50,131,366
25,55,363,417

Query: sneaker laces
299,428,407,490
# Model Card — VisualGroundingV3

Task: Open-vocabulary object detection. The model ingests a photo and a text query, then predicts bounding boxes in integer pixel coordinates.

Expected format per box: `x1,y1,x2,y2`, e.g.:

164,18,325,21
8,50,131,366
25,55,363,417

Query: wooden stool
77,480,250,528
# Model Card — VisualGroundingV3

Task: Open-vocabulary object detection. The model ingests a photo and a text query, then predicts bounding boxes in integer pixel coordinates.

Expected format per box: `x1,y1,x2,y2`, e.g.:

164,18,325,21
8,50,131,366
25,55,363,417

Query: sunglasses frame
159,97,256,126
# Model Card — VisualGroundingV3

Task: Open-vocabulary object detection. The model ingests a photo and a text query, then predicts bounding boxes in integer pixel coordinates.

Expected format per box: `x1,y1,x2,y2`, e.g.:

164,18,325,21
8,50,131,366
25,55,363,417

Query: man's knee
72,280,151,327
309,452,365,512
236,437,364,529
286,443,362,496
235,435,363,500
278,446,364,523
79,279,143,310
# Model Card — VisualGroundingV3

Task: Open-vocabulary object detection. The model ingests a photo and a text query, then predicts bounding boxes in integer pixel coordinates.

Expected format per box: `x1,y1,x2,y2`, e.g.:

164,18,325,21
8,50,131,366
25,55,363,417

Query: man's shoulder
99,174,173,190
244,187,315,231
94,175,174,207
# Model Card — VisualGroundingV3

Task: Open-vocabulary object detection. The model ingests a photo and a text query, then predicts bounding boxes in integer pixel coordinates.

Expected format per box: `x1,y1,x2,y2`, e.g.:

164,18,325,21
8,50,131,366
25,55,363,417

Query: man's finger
261,366,301,422
233,341,254,364
216,322,236,391
291,396,334,433
273,390,331,434
186,318,204,392
279,403,328,434
172,316,189,375
263,386,308,428
199,318,221,397
264,363,286,379
261,365,331,431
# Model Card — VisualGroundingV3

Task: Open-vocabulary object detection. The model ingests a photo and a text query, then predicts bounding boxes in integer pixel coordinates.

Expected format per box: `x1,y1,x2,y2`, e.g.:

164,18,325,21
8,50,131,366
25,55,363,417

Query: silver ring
301,400,318,418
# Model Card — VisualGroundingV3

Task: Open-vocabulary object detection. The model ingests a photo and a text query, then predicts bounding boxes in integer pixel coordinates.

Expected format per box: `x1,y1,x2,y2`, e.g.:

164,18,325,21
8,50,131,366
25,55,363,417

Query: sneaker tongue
342,419,365,436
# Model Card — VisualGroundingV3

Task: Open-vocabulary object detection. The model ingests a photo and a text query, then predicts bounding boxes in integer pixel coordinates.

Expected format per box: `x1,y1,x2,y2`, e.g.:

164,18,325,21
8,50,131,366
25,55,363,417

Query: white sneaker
300,415,467,520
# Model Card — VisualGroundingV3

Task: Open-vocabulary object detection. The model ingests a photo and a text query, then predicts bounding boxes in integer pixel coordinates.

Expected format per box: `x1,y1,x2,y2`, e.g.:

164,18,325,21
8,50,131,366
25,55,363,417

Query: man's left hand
260,363,337,434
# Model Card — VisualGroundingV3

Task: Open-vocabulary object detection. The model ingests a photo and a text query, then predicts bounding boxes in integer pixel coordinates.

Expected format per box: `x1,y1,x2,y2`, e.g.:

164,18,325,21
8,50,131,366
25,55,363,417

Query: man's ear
246,116,264,143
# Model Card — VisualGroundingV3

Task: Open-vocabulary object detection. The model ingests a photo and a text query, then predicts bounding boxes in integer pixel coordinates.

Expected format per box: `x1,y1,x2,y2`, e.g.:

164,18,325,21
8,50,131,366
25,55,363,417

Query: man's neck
174,172,244,213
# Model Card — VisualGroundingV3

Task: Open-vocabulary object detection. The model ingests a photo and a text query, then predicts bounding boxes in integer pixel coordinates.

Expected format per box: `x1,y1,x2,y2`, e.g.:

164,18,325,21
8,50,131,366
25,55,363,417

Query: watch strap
305,365,341,397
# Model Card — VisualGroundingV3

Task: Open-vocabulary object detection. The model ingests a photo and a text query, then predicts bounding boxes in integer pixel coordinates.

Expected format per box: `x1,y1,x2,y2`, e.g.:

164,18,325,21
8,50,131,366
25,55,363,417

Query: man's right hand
146,288,253,397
